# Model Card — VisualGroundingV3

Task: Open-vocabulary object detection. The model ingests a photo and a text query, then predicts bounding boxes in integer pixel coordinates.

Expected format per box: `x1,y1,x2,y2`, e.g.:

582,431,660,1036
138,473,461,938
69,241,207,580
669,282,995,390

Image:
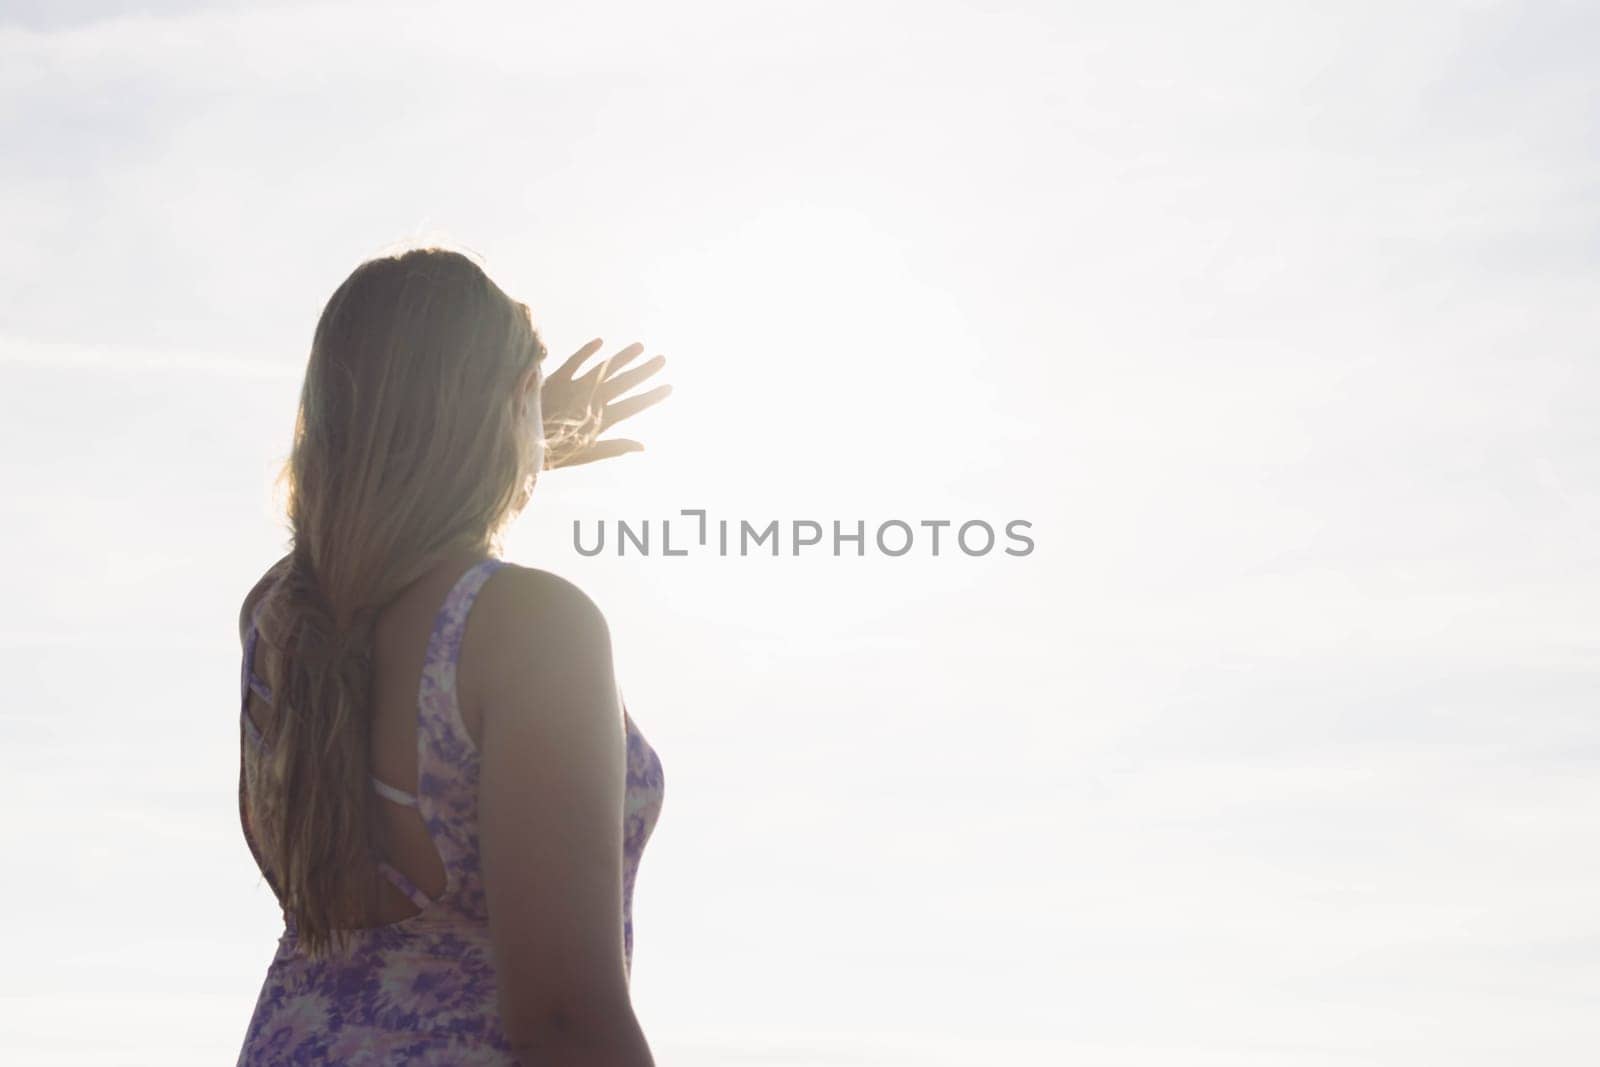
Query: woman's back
236,555,666,1065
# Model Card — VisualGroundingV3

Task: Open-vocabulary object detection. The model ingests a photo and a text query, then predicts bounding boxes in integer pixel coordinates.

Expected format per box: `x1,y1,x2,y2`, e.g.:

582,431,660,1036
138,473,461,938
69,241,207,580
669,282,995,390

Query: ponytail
253,545,382,954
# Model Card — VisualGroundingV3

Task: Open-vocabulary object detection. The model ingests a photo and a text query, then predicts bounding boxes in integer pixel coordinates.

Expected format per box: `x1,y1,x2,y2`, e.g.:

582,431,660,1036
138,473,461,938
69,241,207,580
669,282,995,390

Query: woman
234,247,669,1065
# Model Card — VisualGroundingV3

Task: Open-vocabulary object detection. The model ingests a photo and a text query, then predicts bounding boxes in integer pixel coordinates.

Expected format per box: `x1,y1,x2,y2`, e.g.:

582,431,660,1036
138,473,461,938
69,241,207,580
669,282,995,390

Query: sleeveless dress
235,558,665,1065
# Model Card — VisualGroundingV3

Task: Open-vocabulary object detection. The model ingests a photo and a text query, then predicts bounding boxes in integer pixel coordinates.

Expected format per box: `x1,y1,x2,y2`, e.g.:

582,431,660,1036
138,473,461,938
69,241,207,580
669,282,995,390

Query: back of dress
235,558,666,1066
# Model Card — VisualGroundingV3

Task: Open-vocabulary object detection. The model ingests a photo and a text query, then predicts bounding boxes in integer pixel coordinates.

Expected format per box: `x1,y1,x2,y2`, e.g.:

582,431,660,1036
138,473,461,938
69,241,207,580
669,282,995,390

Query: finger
599,384,672,432
548,337,604,385
578,341,644,392
600,354,666,401
561,439,645,467
596,342,647,381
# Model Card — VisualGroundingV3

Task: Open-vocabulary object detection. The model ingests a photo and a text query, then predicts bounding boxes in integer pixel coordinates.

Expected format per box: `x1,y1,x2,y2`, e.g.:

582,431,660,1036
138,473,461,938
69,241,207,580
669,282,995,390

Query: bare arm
473,566,655,1067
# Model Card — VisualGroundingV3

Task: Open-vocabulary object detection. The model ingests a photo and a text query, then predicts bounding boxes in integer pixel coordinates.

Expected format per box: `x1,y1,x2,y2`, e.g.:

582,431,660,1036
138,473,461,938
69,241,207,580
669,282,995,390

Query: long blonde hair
250,246,543,956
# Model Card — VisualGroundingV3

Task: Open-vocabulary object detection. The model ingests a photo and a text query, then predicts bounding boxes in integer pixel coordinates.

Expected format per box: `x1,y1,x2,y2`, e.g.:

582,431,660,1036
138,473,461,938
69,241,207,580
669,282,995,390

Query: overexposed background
3,0,1598,1063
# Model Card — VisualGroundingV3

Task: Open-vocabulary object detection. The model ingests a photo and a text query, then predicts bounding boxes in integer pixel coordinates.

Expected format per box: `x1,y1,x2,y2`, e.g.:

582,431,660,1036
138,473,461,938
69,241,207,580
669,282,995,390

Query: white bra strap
370,775,419,807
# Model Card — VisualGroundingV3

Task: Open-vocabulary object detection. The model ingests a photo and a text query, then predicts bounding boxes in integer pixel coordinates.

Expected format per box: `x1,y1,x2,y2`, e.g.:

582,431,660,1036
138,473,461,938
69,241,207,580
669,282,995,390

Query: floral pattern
236,559,665,1065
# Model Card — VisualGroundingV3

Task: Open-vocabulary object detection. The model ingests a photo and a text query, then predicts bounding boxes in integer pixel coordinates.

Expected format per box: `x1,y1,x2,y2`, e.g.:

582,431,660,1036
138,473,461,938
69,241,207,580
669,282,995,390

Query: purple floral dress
235,559,665,1065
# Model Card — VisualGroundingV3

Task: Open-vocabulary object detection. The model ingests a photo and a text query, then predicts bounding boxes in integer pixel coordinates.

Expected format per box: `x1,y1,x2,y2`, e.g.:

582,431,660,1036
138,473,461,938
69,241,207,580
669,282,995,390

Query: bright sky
3,1,1598,1063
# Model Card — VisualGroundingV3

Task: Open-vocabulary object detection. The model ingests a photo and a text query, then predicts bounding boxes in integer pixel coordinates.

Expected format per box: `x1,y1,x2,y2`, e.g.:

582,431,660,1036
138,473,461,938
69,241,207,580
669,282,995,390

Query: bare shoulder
469,563,617,715
476,563,610,636
238,553,291,646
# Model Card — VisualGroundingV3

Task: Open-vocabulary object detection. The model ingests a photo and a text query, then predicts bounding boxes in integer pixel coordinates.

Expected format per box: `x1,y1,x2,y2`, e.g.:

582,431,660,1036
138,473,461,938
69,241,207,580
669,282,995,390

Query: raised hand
540,339,672,469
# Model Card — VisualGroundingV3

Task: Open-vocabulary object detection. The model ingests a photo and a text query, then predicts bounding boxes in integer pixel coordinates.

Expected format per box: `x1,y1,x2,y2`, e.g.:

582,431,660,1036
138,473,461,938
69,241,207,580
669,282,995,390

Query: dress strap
423,558,508,674
239,622,259,710
240,620,267,748
377,860,434,911
236,614,283,904
417,558,508,744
